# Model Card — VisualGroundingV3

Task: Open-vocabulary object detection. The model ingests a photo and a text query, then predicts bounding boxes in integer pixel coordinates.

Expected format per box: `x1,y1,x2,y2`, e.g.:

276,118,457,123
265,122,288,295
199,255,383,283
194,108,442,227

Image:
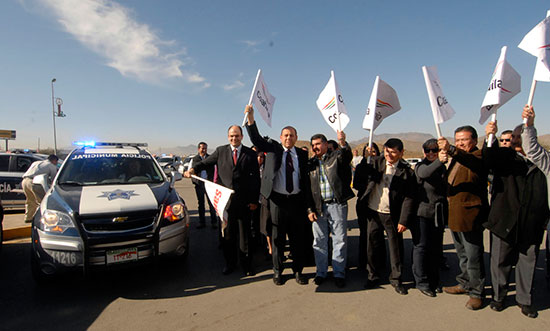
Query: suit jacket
192,144,260,208
191,153,215,185
446,147,488,232
356,156,416,227
246,122,310,200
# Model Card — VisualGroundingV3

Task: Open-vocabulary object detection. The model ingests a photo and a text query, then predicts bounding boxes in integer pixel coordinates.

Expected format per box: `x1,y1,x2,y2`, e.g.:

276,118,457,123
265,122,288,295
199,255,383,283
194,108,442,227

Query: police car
30,142,190,282
0,151,51,209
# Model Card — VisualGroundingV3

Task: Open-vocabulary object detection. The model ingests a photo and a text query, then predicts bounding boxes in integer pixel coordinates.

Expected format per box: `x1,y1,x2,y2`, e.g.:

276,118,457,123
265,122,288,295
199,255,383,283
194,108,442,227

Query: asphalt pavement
1,180,549,330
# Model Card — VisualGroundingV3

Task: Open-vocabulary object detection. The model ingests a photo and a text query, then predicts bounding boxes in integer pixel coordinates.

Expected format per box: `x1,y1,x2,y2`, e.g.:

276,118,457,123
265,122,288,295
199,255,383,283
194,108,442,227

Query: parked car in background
181,155,195,173
157,155,183,172
0,152,55,209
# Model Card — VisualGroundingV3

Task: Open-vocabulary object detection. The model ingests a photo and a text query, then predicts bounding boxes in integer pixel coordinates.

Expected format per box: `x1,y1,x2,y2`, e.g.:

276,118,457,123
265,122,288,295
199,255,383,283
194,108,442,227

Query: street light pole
51,78,57,155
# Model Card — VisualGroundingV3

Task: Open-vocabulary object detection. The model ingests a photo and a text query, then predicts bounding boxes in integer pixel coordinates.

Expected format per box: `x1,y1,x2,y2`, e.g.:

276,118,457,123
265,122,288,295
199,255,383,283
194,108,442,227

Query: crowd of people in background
184,104,550,319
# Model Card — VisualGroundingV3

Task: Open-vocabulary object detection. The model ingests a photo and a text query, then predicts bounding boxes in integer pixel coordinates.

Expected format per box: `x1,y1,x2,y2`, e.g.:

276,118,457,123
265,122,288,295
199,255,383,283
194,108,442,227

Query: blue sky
2,0,550,152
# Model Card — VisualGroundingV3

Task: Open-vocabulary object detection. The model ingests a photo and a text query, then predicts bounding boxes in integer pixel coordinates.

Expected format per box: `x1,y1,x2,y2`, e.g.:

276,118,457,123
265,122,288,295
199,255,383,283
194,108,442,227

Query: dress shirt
230,144,242,163
367,161,397,214
23,160,58,181
273,146,300,195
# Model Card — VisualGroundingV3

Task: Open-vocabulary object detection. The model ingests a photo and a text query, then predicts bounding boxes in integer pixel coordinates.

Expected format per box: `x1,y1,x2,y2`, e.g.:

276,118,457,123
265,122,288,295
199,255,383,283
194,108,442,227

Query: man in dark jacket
484,121,549,318
244,105,311,286
185,125,260,276
357,138,416,295
190,142,217,229
307,131,354,287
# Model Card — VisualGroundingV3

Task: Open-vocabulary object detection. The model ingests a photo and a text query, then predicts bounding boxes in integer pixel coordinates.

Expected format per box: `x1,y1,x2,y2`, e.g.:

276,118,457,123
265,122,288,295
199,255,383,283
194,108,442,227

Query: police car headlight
41,210,75,234
163,201,186,222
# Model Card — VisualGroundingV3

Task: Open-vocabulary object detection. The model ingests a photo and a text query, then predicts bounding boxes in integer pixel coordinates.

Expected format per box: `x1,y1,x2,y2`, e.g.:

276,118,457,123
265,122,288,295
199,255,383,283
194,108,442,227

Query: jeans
452,228,486,298
312,202,348,278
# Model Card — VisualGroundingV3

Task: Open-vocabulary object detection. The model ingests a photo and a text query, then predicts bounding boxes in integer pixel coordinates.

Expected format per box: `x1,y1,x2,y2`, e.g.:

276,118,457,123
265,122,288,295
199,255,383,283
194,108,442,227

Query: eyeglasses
500,138,511,142
423,148,438,153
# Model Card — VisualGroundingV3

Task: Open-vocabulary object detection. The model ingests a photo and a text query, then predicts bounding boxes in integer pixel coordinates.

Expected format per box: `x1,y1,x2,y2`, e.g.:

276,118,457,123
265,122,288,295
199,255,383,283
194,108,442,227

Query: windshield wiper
58,181,84,186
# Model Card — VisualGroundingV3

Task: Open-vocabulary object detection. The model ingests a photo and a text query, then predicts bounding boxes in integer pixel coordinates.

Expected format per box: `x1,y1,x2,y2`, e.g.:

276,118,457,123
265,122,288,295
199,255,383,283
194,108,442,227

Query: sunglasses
500,138,511,142
423,148,438,153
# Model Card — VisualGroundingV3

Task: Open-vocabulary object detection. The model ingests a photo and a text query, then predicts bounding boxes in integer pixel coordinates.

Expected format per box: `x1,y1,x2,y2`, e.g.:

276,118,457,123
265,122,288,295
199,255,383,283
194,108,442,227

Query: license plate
106,247,138,264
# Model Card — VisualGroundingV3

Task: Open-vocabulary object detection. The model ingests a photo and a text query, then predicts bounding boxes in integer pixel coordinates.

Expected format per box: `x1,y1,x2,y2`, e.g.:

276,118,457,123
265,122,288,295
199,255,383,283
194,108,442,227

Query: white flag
422,66,455,125
316,71,350,132
518,13,550,73
479,46,521,124
250,70,276,127
362,76,401,131
194,176,234,235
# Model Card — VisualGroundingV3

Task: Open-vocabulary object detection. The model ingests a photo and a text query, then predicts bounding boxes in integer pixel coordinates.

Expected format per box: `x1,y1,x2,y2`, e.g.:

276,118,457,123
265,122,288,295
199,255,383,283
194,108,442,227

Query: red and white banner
192,175,234,236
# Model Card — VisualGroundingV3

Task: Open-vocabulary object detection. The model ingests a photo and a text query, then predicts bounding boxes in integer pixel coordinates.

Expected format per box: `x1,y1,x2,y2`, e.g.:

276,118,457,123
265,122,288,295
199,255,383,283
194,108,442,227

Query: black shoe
518,304,538,318
364,279,379,289
314,276,325,285
334,277,346,288
273,275,284,286
244,266,256,277
24,219,33,224
490,300,504,312
295,272,308,285
197,223,206,229
419,289,436,297
392,283,408,295
222,266,233,275
435,286,443,293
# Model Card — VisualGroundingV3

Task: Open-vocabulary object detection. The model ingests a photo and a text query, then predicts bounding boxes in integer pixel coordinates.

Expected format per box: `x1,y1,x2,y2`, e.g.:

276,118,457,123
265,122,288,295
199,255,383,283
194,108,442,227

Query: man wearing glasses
498,130,513,148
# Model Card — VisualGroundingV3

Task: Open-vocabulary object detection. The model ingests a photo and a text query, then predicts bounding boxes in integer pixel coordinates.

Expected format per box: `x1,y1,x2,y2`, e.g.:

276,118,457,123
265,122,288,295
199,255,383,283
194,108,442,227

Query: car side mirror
168,170,182,190
32,174,49,200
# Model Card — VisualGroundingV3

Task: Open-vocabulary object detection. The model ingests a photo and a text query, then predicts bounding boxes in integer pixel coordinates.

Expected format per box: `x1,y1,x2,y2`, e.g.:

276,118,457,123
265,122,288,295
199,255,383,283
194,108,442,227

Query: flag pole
191,175,235,193
367,129,374,164
331,70,342,132
242,69,262,126
487,113,498,147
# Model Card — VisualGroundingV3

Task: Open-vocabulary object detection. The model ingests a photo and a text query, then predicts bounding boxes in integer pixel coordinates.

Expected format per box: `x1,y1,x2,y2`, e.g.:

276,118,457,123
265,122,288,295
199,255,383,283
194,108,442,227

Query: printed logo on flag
322,97,336,110
376,99,394,109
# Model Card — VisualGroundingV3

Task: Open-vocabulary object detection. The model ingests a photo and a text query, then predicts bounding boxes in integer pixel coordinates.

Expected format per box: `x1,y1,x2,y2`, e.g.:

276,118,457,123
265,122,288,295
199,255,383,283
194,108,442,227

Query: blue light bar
74,140,96,147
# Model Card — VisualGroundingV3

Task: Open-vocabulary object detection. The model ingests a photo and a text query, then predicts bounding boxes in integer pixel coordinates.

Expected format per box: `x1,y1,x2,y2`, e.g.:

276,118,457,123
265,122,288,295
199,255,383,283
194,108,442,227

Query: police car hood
53,182,170,215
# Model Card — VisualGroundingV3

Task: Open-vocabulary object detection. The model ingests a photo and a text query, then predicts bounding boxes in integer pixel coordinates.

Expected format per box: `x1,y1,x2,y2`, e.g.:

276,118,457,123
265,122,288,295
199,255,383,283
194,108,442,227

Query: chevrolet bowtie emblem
112,216,128,223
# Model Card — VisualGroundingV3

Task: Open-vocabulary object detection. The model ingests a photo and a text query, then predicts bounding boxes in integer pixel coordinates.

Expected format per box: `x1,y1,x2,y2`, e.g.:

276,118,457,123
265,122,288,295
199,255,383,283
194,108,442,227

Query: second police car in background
30,142,190,283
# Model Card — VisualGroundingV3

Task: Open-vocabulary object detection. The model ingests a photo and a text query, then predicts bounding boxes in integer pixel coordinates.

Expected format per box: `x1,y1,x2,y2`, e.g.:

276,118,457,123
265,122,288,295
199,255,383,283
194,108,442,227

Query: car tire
31,243,53,285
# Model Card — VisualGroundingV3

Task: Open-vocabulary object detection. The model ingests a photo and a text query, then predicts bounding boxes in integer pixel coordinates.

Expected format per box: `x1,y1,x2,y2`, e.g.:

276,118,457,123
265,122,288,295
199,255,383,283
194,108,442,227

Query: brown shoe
465,297,483,310
443,285,468,295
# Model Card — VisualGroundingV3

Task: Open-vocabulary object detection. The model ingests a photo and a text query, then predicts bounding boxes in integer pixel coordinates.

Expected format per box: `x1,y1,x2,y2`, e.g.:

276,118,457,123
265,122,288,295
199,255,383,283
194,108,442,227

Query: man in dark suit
191,142,217,229
185,126,260,276
357,138,416,295
244,105,311,286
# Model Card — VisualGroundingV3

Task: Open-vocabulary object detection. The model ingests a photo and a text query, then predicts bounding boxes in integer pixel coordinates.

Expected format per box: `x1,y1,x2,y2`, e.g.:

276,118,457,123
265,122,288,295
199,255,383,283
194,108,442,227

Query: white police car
30,142,190,282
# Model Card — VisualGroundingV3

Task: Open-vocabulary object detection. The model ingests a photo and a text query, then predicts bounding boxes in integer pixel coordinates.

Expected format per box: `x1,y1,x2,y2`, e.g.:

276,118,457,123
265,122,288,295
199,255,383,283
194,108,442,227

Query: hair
362,143,380,157
47,154,59,162
227,125,243,135
500,130,513,137
327,140,339,150
454,125,478,140
422,138,438,150
310,133,327,144
281,126,297,136
384,138,404,151
197,141,207,149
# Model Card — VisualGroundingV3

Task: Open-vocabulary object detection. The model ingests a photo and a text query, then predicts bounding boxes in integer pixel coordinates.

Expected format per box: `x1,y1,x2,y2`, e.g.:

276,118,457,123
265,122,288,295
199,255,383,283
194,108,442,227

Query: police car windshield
57,153,164,186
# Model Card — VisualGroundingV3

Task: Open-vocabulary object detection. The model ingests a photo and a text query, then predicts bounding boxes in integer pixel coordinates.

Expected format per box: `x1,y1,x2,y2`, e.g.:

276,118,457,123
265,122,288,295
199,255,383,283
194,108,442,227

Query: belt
272,191,300,199
323,198,337,204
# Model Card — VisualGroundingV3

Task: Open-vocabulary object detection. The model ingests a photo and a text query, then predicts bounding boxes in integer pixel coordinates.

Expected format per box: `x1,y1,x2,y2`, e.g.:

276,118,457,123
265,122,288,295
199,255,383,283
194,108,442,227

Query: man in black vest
244,105,311,285
185,125,260,276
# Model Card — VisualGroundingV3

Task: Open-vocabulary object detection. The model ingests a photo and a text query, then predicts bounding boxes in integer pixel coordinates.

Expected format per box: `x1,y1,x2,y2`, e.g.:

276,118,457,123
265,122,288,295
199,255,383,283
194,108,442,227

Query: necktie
285,150,294,193
233,149,238,166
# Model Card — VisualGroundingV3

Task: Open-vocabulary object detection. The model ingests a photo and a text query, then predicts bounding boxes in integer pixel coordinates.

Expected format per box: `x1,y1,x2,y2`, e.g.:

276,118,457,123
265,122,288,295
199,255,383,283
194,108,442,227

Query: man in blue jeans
307,131,354,288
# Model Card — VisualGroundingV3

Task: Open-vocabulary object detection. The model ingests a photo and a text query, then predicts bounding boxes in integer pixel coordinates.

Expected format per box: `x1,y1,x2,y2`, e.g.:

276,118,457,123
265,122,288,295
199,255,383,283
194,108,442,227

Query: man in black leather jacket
307,131,354,287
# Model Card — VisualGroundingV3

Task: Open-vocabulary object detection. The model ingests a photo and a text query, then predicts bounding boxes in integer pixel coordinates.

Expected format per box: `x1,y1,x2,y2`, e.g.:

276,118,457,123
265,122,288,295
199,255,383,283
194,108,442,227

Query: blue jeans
312,202,348,278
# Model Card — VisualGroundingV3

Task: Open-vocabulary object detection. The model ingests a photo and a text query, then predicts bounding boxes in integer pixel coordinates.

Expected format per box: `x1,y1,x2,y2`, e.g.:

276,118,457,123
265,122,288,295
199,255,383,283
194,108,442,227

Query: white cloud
39,0,207,84
222,80,244,91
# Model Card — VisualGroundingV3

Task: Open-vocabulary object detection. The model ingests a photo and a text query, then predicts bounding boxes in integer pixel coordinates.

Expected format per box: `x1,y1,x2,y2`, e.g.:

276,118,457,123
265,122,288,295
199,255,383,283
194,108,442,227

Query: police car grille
80,211,158,232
